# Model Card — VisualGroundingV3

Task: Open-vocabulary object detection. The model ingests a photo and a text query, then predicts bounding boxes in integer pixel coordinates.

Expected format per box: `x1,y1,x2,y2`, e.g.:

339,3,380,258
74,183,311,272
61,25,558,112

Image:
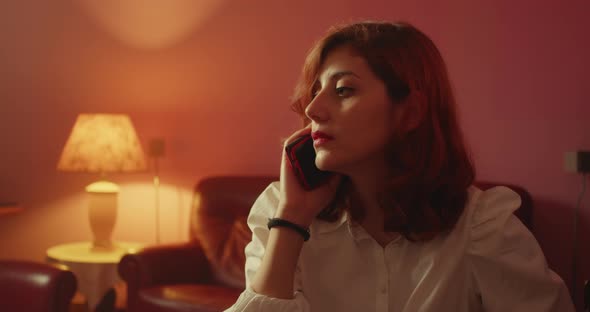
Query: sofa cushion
189,176,276,288
212,216,250,288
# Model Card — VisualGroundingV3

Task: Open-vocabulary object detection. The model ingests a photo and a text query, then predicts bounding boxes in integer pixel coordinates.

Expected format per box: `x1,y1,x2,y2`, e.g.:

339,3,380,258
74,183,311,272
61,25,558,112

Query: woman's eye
336,87,353,97
311,86,353,99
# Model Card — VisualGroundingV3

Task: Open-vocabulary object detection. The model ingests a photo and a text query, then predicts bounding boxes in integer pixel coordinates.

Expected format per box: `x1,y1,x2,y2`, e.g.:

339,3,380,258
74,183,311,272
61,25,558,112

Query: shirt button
381,286,387,294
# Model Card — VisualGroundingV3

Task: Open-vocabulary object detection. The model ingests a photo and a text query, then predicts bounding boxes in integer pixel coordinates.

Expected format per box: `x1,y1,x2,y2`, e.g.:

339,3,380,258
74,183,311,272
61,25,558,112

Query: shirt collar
310,208,404,244
310,209,375,242
310,209,349,237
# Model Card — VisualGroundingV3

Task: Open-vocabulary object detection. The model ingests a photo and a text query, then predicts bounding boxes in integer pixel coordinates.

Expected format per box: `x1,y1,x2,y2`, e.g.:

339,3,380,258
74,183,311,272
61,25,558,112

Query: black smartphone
285,134,334,190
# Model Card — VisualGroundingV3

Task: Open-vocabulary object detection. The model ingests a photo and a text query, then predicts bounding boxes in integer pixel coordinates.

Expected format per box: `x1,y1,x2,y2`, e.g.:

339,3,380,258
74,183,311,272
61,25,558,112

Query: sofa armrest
119,242,213,312
118,242,212,289
0,260,77,312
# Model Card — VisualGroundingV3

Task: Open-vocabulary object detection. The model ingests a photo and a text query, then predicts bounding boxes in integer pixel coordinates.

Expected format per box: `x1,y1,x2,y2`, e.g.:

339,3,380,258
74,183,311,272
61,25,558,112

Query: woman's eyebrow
323,71,360,83
314,71,360,89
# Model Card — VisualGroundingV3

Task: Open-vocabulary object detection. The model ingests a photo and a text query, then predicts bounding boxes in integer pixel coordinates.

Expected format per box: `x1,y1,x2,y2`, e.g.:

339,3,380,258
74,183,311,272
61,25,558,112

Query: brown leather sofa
0,260,77,312
119,175,277,312
118,178,532,312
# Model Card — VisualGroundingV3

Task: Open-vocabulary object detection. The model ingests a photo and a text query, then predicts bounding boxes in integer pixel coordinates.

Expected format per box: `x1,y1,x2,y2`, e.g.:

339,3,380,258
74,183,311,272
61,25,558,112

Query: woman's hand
276,125,343,227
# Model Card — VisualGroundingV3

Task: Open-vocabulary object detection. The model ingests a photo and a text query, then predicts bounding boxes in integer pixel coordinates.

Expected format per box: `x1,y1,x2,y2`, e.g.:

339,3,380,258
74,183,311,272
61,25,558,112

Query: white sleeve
224,182,311,312
468,186,574,311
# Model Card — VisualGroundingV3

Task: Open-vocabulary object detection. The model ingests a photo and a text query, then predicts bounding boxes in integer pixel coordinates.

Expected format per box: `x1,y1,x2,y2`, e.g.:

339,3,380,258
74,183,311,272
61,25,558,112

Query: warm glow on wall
77,0,230,49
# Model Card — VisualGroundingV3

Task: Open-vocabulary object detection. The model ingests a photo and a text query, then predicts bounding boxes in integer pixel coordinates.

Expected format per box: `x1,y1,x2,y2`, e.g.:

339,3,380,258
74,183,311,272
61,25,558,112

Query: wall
1,0,588,308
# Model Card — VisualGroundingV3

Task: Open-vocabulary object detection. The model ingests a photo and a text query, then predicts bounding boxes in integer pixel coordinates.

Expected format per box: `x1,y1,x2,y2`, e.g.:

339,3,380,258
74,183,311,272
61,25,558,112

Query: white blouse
224,182,574,312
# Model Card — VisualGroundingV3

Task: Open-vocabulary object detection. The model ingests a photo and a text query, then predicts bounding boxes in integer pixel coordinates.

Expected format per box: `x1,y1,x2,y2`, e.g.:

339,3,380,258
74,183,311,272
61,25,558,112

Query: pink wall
1,0,588,308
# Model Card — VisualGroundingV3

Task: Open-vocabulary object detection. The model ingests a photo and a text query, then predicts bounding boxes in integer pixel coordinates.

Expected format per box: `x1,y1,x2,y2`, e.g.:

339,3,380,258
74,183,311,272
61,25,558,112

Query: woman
225,21,573,311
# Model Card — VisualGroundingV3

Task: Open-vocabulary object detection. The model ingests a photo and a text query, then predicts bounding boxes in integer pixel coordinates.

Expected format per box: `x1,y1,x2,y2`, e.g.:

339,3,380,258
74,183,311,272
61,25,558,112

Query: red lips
311,131,334,147
311,131,334,140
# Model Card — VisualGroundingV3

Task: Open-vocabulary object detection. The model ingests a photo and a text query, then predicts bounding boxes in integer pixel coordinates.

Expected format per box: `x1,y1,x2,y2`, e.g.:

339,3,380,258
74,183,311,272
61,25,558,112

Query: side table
46,241,143,310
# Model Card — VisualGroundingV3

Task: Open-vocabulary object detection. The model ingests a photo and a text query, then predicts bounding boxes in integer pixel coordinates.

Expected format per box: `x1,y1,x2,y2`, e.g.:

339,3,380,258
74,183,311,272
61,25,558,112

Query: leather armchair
0,260,77,312
119,176,277,312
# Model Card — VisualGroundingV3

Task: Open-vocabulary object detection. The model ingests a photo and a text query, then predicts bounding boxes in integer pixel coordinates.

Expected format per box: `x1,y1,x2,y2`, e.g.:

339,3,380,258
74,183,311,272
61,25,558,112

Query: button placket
374,245,389,312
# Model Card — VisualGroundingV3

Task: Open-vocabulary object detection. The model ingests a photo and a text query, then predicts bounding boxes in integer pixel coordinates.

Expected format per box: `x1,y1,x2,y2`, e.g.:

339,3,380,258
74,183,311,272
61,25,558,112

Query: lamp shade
57,114,147,173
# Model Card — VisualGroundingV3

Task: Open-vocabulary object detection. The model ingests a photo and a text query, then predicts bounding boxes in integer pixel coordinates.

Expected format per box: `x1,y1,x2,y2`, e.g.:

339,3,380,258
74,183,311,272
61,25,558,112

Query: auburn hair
290,21,476,242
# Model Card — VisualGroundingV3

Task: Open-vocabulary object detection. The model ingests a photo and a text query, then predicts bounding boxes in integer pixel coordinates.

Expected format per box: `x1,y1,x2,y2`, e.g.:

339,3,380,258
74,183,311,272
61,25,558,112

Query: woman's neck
348,179,400,247
339,152,392,225
348,171,389,224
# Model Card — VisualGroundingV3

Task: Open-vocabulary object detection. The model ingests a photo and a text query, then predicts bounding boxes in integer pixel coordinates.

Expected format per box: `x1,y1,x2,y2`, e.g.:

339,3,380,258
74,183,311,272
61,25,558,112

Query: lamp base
90,240,116,252
86,181,119,252
90,242,120,253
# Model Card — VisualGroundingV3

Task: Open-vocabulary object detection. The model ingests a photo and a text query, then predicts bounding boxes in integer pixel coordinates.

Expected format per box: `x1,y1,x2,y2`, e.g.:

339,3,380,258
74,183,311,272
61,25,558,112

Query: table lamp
57,114,147,251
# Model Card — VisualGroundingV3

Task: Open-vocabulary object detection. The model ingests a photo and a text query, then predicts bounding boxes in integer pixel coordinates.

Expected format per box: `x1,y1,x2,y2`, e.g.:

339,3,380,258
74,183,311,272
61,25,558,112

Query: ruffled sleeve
468,186,574,311
224,182,311,312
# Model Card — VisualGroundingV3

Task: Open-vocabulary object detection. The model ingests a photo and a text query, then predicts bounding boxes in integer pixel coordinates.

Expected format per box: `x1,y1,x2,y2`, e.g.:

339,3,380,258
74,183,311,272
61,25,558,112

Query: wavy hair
290,21,476,242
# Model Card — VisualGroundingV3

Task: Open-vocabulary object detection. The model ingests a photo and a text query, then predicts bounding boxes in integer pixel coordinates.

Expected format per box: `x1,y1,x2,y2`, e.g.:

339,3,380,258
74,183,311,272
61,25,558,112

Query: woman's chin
315,157,340,173
315,151,348,172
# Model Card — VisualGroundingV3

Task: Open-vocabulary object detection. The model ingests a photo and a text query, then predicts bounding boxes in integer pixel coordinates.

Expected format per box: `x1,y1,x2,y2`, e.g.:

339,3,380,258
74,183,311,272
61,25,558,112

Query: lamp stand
85,180,120,251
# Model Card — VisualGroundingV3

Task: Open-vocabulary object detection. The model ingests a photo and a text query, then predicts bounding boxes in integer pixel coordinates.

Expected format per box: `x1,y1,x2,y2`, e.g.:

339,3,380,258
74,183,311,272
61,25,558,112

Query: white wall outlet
564,151,590,173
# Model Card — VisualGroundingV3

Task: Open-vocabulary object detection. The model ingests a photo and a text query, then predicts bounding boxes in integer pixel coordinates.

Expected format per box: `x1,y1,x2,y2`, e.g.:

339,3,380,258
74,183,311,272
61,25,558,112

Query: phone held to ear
285,134,334,190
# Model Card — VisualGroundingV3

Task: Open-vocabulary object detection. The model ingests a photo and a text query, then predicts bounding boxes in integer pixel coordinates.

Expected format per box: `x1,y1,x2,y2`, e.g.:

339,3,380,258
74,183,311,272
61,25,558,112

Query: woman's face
305,45,398,175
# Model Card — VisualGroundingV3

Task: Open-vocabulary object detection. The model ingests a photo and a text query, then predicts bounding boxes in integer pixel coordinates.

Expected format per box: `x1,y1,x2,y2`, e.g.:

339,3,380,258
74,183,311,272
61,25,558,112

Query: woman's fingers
282,124,312,147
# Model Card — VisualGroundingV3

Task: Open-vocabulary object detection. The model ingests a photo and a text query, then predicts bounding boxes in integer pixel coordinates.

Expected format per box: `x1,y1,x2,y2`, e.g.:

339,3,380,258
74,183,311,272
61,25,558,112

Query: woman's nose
305,96,329,123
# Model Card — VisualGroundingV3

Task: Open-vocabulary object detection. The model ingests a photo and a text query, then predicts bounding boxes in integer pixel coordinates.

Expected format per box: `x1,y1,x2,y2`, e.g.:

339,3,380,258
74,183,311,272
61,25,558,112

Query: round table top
46,241,143,264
